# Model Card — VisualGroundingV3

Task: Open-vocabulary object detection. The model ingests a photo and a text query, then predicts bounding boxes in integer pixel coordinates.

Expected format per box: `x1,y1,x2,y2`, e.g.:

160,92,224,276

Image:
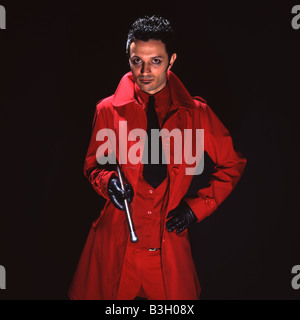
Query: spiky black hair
126,15,176,58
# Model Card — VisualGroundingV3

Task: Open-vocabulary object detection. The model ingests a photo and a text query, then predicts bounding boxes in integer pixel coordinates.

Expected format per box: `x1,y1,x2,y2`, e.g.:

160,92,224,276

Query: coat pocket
92,209,104,229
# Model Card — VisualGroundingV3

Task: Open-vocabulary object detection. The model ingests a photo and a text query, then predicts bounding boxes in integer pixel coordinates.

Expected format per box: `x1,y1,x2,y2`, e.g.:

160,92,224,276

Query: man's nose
141,62,151,74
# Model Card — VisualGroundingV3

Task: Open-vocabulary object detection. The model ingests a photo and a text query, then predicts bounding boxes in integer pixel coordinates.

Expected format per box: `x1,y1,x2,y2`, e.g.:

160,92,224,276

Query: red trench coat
69,71,246,300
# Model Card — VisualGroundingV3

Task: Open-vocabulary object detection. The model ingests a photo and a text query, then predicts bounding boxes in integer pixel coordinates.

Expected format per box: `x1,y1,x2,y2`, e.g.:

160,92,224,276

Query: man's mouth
140,78,153,84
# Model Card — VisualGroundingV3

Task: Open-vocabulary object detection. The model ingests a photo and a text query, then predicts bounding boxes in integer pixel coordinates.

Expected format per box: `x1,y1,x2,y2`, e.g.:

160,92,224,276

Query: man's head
126,15,177,95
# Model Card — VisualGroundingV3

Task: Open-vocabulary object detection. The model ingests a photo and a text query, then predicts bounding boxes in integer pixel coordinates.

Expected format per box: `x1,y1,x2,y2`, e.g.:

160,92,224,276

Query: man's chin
137,82,155,94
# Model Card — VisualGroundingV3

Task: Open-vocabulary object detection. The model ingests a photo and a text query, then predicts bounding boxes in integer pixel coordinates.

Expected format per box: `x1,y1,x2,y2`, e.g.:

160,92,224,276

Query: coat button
206,198,215,207
148,189,153,194
171,166,179,176
147,211,152,215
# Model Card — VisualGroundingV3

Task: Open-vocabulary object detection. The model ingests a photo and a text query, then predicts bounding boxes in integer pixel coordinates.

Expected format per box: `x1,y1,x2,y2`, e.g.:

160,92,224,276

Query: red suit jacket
69,71,247,300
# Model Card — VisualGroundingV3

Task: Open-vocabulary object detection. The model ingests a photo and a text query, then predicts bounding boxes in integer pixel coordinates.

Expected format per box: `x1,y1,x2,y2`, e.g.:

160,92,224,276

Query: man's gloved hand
166,200,198,234
108,174,134,211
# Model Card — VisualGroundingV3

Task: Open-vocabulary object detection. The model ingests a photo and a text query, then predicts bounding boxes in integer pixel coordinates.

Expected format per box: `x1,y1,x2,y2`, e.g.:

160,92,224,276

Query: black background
0,0,299,300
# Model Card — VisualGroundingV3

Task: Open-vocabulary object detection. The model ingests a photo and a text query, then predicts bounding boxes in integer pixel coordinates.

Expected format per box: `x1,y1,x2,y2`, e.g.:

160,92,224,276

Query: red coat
69,71,246,300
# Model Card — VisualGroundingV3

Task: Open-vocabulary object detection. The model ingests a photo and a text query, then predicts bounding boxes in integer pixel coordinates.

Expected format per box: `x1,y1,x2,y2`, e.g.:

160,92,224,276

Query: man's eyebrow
130,55,164,59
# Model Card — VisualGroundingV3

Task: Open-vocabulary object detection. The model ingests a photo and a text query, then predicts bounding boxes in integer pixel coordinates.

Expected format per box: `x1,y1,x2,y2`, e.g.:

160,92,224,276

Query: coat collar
112,71,196,109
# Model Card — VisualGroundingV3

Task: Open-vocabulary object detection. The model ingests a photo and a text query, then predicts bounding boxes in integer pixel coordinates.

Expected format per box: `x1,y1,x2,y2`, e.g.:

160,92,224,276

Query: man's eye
132,58,141,65
152,59,162,64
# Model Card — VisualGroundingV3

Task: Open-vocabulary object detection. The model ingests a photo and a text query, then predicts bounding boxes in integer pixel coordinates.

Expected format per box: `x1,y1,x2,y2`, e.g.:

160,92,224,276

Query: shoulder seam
193,96,207,104
193,96,208,110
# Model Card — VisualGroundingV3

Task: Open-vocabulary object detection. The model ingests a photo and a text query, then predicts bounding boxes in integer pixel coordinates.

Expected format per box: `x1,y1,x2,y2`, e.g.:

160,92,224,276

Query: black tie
142,96,168,189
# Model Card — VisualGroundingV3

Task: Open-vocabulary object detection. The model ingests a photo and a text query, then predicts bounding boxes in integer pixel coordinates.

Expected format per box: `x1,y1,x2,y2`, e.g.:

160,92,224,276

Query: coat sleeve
83,101,116,200
184,103,247,223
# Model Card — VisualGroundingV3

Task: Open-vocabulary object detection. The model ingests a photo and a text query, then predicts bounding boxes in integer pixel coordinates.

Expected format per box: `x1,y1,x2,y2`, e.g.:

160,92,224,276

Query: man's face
129,39,177,95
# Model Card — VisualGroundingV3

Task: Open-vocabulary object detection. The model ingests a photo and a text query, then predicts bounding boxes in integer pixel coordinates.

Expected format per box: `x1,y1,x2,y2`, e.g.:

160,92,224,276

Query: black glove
108,174,134,211
166,200,198,234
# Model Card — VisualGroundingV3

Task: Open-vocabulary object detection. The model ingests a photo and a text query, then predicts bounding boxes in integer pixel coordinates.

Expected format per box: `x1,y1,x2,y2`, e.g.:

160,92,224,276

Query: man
69,15,246,300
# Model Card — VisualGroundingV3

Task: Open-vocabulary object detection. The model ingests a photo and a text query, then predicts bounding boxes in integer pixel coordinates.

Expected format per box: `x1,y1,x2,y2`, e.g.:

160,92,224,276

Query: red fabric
132,83,171,249
132,168,168,249
116,244,167,300
69,71,247,300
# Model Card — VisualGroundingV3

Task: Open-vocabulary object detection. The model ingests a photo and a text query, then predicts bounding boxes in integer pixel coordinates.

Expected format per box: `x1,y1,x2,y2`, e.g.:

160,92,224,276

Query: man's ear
168,53,177,70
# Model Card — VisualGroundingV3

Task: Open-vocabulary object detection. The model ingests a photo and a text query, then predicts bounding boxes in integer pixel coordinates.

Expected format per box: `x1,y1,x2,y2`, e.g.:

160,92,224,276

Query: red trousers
116,244,167,300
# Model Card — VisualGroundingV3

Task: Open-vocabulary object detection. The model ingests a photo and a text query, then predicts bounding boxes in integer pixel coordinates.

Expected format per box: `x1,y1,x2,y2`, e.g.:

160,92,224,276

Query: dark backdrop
0,0,299,300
